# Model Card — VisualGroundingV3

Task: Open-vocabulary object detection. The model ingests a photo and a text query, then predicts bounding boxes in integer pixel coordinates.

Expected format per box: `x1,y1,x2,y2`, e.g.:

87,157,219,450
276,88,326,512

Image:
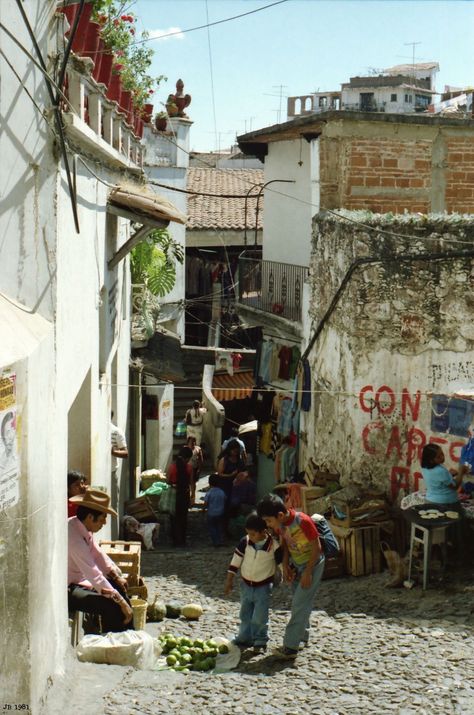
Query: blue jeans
283,557,325,650
236,581,272,646
207,515,223,545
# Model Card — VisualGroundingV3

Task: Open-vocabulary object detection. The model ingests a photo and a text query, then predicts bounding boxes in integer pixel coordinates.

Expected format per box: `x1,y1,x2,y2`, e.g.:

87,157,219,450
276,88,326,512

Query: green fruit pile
158,633,230,672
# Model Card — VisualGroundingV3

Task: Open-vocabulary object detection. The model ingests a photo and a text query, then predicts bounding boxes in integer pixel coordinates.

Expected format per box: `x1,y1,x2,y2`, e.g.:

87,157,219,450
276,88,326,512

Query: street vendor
420,444,469,508
68,488,133,632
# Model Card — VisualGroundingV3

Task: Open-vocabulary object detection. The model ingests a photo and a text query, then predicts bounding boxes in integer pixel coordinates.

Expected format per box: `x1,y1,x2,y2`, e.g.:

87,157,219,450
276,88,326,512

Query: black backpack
311,513,340,558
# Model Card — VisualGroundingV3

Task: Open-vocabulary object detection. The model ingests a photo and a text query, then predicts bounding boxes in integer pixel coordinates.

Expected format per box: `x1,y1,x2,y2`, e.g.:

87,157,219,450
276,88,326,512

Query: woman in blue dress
420,444,468,508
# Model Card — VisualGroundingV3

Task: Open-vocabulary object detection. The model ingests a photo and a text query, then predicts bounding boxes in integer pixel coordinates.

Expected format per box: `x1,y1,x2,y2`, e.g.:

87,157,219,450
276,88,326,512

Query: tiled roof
186,168,264,230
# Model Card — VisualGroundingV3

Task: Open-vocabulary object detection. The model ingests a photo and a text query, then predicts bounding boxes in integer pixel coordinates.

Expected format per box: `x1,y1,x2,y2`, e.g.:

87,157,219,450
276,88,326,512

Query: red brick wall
319,130,474,214
444,137,474,213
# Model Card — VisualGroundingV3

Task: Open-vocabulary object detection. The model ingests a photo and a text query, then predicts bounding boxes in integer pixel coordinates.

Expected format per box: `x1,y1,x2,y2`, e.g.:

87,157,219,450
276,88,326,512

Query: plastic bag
400,490,427,511
77,630,162,669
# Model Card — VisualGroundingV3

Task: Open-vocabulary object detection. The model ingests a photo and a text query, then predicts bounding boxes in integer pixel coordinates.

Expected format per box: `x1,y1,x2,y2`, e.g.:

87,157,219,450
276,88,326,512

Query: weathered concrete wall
319,118,474,214
307,212,474,498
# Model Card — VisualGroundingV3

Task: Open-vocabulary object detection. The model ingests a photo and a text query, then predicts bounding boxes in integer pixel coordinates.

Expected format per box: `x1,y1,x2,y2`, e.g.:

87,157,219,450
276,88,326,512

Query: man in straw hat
68,488,133,632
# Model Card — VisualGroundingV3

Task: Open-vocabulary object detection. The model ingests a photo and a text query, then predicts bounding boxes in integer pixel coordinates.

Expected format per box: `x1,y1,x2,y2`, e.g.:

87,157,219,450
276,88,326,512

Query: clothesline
109,383,474,400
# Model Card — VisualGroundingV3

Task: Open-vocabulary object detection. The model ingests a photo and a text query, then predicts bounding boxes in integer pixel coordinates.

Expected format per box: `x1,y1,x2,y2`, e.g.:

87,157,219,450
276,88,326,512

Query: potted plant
155,112,168,131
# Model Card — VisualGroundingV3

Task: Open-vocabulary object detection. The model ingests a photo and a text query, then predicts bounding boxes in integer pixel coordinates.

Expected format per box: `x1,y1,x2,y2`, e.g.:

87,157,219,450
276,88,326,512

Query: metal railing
238,257,308,322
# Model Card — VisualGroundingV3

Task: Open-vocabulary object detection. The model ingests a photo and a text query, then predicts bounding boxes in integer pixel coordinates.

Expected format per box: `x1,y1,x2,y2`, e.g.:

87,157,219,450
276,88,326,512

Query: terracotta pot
96,48,114,86
92,37,104,81
142,103,154,124
134,116,144,138
155,116,167,131
59,2,79,35
82,21,101,64
70,1,94,55
120,90,132,117
106,73,122,103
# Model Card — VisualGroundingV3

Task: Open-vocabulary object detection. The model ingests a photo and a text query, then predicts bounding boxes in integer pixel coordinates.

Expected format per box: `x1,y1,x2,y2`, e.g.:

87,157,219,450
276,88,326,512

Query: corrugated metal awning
212,370,254,401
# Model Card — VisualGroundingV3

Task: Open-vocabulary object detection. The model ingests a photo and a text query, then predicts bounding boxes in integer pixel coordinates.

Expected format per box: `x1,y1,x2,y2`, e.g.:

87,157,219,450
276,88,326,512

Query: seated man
68,488,133,633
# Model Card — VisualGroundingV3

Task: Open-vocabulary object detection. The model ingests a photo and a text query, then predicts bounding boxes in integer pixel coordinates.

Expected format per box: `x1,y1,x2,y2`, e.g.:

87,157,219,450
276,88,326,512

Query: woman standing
187,436,203,505
167,446,193,546
185,400,206,445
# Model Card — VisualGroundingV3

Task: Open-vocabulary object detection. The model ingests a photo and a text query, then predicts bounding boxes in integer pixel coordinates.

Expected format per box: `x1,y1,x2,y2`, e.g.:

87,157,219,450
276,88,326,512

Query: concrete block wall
318,120,474,214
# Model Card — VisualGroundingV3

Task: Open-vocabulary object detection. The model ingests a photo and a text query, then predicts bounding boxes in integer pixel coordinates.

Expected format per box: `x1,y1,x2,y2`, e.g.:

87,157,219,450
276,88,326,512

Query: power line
205,0,219,153
155,132,474,249
130,0,289,45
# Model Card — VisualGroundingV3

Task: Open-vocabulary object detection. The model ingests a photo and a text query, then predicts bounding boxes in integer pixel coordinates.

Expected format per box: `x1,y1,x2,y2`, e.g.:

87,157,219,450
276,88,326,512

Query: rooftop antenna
263,84,288,123
404,41,421,80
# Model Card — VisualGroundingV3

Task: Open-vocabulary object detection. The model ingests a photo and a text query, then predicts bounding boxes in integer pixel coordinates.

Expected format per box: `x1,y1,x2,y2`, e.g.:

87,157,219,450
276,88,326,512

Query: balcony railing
238,257,308,323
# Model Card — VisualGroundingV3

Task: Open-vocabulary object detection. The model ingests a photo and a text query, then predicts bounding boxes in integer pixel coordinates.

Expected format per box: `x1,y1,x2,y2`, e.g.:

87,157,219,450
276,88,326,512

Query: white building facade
0,1,180,709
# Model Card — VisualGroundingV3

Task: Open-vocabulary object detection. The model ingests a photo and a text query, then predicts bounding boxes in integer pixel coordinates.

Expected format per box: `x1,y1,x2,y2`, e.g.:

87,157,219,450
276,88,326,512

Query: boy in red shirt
257,494,325,659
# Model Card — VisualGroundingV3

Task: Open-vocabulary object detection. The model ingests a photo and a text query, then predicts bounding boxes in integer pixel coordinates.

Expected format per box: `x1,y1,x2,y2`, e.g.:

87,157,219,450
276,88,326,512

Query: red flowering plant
92,1,166,106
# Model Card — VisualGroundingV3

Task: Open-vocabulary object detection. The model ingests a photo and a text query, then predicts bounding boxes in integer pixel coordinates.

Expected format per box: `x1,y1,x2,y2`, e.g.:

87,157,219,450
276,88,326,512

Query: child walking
257,494,325,659
204,474,226,546
224,512,281,653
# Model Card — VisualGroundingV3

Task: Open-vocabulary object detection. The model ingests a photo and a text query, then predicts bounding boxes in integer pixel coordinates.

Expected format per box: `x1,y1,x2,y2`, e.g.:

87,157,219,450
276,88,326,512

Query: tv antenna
263,84,288,123
403,41,422,78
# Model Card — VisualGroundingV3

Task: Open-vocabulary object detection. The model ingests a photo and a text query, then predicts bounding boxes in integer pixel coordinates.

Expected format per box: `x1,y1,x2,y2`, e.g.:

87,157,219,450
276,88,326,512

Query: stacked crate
100,540,148,599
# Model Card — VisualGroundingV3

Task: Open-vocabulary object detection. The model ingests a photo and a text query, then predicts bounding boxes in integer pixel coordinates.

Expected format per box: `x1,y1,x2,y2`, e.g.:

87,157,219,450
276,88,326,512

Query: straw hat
70,488,118,517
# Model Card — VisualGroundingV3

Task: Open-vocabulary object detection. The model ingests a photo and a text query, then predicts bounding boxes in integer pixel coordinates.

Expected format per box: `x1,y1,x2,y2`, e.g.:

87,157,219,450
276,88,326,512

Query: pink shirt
68,516,116,593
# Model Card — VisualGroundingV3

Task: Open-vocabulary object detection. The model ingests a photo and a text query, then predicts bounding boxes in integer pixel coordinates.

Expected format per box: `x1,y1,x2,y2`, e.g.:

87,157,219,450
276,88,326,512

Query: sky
133,0,474,151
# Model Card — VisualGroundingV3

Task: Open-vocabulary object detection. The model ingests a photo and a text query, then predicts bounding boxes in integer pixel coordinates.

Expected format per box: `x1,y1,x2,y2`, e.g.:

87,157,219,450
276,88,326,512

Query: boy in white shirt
224,512,281,654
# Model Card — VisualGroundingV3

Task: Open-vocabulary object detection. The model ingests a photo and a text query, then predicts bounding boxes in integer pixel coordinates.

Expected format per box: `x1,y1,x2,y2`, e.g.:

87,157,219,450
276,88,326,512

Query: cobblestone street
52,506,474,715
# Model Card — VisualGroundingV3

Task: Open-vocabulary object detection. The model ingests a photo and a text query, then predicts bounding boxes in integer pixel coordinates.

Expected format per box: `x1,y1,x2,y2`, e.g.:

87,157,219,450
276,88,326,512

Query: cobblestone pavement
51,501,474,715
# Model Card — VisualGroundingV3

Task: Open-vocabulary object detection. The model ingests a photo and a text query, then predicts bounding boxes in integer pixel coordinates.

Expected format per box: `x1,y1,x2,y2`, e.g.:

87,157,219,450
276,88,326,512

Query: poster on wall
0,372,19,512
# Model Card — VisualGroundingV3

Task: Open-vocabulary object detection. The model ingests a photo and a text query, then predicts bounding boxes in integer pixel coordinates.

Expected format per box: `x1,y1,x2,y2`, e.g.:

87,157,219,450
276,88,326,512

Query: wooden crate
322,554,345,580
124,495,159,523
330,499,389,528
128,577,148,601
100,540,142,585
301,486,326,515
332,524,382,577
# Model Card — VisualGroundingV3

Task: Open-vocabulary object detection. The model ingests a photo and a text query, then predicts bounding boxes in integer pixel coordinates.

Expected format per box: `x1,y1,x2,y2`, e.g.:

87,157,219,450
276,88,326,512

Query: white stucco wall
143,121,193,343
0,1,132,708
341,85,426,113
262,139,318,267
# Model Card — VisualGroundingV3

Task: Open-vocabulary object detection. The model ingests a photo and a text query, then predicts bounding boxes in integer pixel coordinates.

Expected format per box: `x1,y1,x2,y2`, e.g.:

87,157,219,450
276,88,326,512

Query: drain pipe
301,248,474,363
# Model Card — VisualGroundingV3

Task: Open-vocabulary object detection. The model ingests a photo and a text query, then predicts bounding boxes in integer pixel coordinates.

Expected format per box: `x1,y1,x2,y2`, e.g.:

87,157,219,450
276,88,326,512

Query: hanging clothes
301,358,311,412
277,397,293,437
251,386,275,422
278,345,292,380
289,346,301,380
258,341,274,384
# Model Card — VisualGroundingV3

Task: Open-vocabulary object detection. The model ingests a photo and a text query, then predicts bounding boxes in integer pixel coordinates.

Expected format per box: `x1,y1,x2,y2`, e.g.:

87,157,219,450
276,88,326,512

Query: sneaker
252,645,267,654
232,639,252,649
272,646,298,659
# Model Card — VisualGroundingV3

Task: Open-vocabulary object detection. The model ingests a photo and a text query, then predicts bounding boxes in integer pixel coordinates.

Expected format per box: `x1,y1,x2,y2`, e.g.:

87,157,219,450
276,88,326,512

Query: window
405,94,409,103
391,93,397,102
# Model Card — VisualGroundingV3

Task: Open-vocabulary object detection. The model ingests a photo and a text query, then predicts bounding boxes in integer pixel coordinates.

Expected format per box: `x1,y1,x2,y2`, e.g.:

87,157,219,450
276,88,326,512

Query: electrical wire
147,178,263,199
205,0,219,153
129,0,289,45
106,382,474,403
161,131,474,248
0,47,47,121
